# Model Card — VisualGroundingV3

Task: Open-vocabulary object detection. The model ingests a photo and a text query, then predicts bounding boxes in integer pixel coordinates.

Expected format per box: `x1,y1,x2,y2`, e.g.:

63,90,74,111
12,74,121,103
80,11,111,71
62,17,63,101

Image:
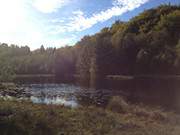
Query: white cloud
68,0,149,31
51,0,149,33
32,0,70,13
0,0,150,49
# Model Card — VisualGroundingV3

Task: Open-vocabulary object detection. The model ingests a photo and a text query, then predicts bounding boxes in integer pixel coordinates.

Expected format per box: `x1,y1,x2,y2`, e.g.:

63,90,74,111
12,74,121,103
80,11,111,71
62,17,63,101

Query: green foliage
0,44,56,78
0,5,180,83
55,46,77,80
0,62,15,82
74,4,180,85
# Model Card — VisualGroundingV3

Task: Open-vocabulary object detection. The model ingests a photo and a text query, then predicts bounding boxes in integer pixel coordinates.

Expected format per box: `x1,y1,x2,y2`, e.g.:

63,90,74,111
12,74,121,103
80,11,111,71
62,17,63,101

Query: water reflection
22,83,116,107
30,96,78,108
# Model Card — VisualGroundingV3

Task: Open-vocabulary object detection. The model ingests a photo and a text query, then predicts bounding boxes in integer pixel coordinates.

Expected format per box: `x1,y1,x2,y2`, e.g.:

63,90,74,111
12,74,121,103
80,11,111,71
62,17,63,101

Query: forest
1,4,180,135
0,5,180,85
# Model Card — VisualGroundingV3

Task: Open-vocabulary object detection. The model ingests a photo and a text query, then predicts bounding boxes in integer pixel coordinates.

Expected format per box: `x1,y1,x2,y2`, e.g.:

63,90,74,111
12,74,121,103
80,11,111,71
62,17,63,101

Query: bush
107,96,130,113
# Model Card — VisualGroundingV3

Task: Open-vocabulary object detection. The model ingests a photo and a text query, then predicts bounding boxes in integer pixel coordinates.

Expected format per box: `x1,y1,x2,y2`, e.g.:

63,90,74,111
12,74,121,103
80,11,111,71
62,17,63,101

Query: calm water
22,83,123,107
1,81,179,110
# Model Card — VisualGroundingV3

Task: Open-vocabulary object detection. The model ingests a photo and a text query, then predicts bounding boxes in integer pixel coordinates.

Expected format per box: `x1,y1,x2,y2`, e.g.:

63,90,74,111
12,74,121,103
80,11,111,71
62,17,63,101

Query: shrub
107,96,130,113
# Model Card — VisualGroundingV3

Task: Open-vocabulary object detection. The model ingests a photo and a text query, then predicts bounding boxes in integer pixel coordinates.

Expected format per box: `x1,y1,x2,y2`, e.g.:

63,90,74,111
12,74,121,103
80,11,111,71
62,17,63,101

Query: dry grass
0,97,180,135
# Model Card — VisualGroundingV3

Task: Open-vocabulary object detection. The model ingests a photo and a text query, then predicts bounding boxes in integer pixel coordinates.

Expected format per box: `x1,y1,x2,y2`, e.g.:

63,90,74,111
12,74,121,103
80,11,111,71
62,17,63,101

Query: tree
40,45,45,53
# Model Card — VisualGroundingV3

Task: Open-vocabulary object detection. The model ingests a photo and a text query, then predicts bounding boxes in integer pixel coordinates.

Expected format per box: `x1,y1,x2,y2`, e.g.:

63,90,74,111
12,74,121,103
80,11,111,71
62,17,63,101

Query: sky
0,0,179,50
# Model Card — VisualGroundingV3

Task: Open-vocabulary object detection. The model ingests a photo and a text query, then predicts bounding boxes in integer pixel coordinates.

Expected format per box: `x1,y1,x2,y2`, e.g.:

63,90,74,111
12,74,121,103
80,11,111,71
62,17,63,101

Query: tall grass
0,97,180,135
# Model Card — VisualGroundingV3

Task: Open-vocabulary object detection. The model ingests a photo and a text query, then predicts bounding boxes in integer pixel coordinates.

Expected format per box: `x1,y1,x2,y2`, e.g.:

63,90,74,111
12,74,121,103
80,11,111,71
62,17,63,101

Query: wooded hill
0,5,180,85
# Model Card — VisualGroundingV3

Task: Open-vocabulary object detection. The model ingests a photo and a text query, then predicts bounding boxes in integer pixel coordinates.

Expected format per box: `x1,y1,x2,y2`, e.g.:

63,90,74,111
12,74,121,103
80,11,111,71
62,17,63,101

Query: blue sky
0,0,179,49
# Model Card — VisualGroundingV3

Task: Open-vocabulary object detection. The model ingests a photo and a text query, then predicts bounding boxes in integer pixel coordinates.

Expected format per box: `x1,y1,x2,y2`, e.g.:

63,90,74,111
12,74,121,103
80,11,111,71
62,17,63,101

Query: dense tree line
0,43,79,82
76,5,180,85
0,5,180,84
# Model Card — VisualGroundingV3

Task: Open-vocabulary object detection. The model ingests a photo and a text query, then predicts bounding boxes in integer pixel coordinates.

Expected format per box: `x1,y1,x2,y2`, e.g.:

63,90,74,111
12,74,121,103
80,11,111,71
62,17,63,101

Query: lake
21,83,124,108
2,76,180,110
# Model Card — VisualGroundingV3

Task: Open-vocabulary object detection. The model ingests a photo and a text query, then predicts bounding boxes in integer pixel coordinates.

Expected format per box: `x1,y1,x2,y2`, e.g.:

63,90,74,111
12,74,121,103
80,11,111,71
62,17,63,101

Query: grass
0,97,180,135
